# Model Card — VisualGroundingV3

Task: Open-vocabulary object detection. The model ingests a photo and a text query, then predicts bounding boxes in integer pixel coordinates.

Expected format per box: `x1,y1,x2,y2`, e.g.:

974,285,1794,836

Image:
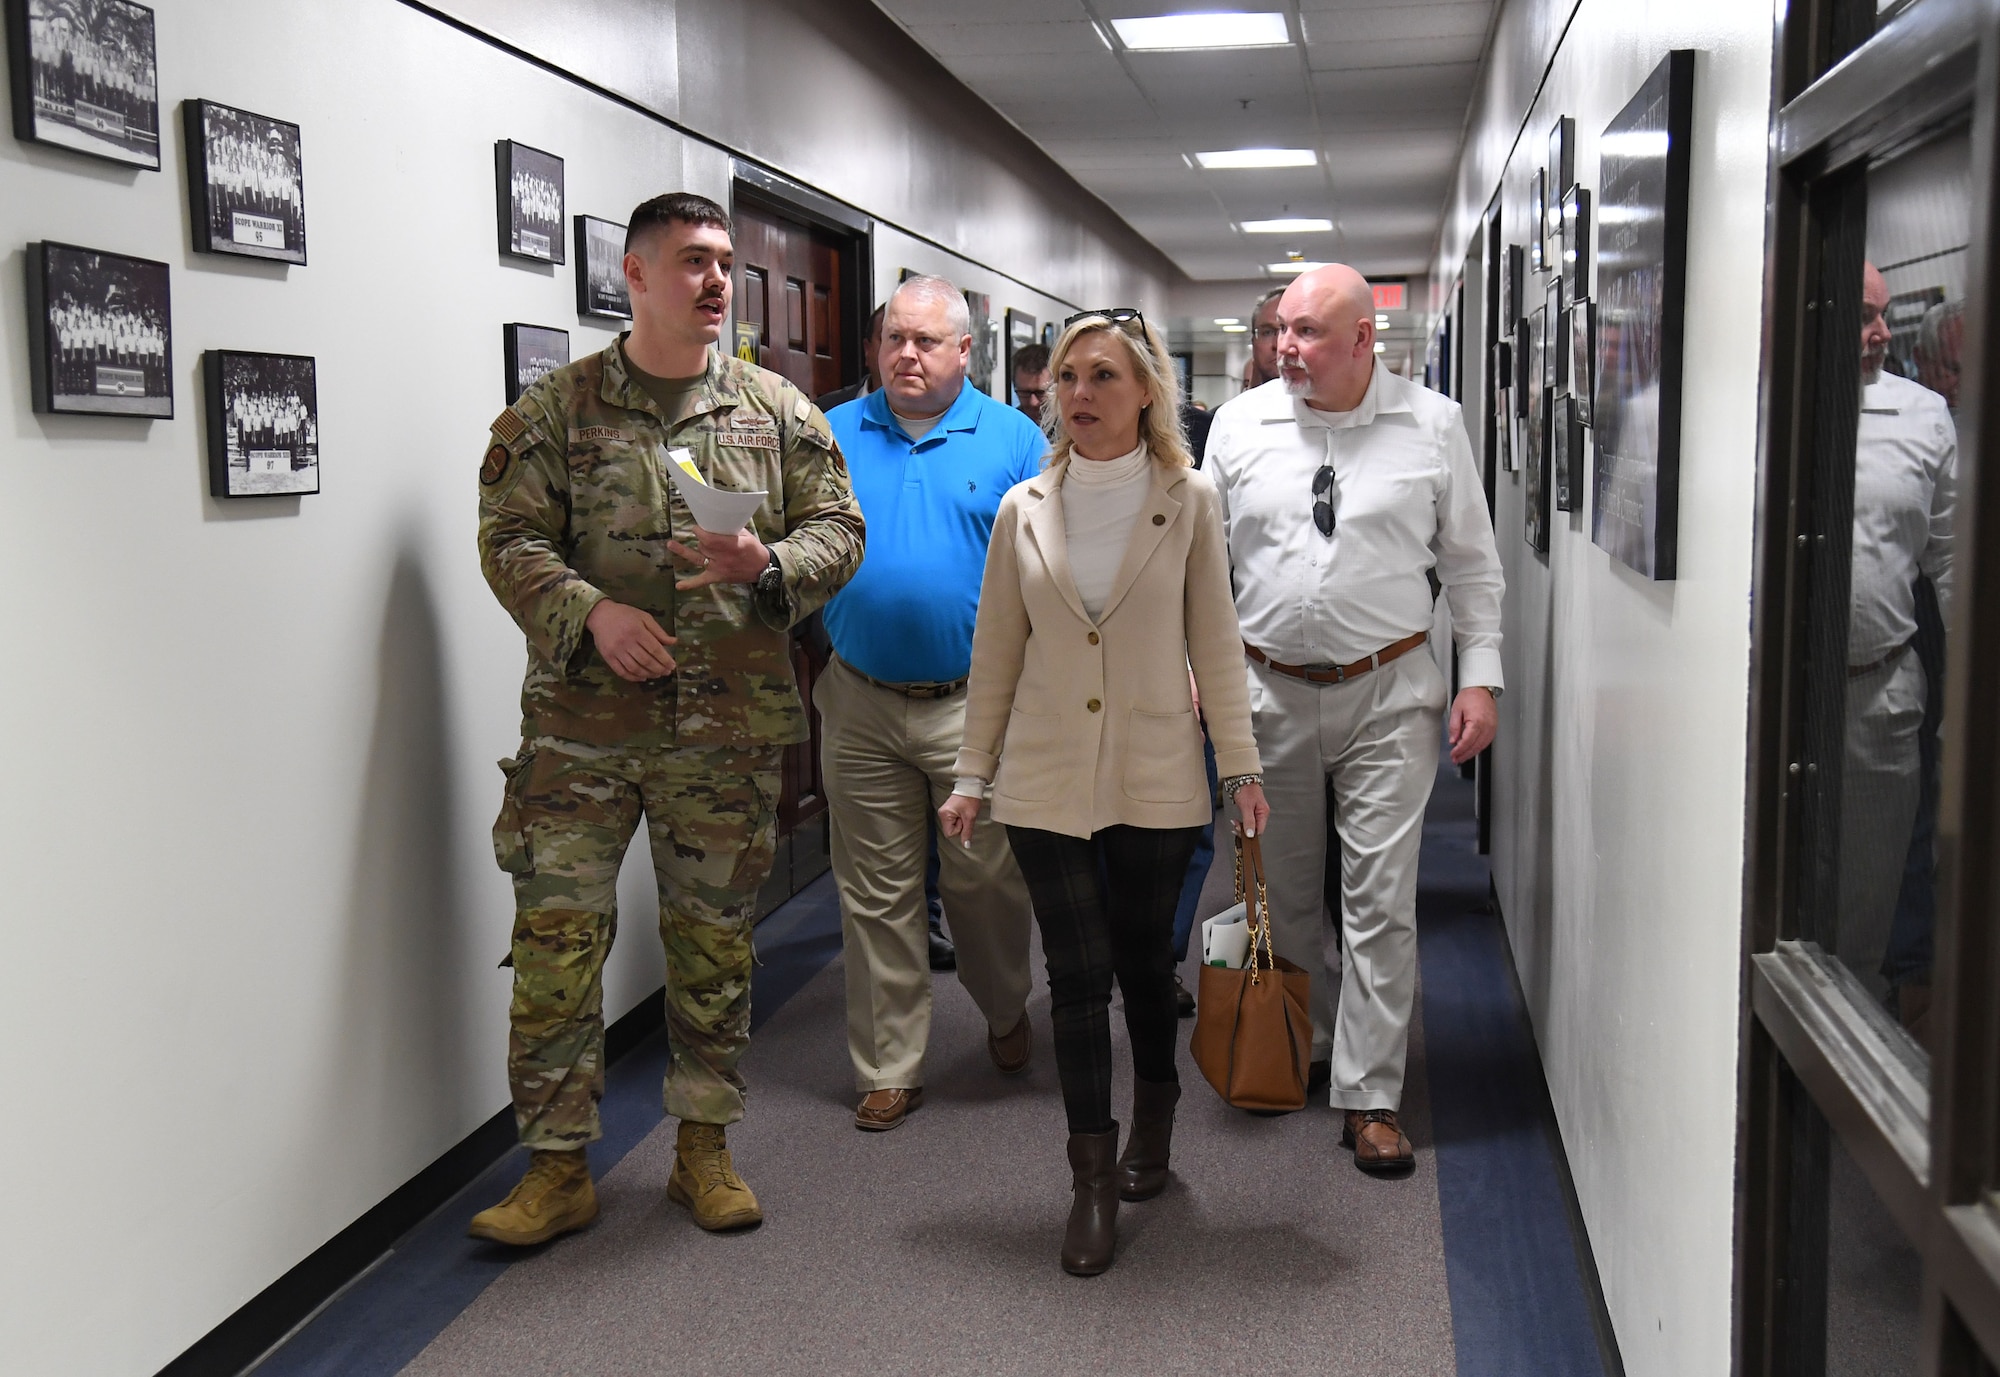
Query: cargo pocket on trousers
492,752,537,877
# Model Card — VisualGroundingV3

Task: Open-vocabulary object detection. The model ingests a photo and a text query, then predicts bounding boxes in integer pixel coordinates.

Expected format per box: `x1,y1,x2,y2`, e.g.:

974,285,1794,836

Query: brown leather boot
1118,1078,1181,1201
1062,1127,1120,1276
1342,1108,1415,1174
466,1149,597,1246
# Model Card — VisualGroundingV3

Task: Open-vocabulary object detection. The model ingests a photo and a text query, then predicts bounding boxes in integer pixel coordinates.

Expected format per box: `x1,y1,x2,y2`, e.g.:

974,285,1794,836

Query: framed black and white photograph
1561,184,1591,304
26,240,170,416
1524,305,1548,553
1501,243,1524,326
1592,48,1695,581
203,350,318,497
1492,339,1516,472
1529,168,1547,273
1514,314,1531,417
1545,279,1564,389
182,99,306,264
573,215,629,319
1554,392,1577,513
1547,115,1574,247
503,323,568,404
495,140,564,264
1005,307,1037,392
6,0,158,169
1570,297,1595,425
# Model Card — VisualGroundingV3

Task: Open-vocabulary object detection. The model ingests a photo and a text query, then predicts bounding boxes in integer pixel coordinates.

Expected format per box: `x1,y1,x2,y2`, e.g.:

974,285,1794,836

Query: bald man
1204,264,1504,1173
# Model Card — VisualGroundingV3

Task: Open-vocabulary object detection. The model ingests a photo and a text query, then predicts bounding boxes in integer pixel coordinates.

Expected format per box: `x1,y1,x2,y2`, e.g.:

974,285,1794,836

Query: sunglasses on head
1313,465,1338,537
1062,307,1146,332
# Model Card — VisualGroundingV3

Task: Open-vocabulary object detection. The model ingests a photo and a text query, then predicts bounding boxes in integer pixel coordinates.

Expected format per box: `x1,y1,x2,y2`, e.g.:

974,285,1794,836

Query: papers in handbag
663,447,767,533
1202,905,1251,969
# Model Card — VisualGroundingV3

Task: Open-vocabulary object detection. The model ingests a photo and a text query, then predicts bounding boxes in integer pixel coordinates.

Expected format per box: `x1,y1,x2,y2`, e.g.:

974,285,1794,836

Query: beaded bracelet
1220,773,1262,800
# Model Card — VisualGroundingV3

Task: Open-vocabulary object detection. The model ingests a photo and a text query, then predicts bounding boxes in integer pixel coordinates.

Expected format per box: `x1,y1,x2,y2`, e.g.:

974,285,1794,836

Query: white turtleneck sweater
1061,440,1152,621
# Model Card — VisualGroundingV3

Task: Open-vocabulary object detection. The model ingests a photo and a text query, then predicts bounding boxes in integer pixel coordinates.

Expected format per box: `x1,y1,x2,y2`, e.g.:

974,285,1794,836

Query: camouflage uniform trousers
493,736,783,1148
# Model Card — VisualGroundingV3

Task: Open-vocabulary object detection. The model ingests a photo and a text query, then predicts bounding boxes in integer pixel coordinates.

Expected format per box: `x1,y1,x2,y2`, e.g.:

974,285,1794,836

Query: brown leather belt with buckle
1847,640,1913,679
1244,631,1429,685
840,658,968,700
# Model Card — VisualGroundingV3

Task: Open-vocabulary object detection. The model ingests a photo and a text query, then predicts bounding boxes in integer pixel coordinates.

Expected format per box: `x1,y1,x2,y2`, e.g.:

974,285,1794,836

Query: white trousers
818,659,1035,1092
1836,650,1924,1001
1247,650,1446,1111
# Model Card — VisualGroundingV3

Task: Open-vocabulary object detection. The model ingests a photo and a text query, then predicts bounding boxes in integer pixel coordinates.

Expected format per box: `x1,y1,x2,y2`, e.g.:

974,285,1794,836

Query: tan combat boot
666,1122,763,1231
467,1149,598,1246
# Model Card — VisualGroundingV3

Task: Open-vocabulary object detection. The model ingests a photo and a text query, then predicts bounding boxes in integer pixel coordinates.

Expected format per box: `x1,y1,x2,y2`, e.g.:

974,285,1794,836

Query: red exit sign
1373,282,1406,311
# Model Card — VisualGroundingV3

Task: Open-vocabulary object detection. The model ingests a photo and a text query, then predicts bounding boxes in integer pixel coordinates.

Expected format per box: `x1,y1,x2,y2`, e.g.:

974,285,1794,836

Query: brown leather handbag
1190,830,1314,1112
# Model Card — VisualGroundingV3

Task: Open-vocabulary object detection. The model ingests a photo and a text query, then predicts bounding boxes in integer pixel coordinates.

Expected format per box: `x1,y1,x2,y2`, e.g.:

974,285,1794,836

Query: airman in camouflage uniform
470,193,863,1245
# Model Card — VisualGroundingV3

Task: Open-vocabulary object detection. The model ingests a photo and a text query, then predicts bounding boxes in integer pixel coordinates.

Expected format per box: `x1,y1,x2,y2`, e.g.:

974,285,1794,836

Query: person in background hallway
1013,342,1052,425
473,192,864,1243
1163,390,1220,1018
820,275,1044,1132
821,306,958,973
1841,263,1956,1017
814,303,884,413
1248,286,1284,388
941,309,1268,1276
1882,297,1964,1044
1205,264,1504,1174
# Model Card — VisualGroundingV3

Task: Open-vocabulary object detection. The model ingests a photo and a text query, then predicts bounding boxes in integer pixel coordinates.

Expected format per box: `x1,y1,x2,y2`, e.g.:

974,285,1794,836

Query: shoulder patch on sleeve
481,442,513,487
489,407,529,445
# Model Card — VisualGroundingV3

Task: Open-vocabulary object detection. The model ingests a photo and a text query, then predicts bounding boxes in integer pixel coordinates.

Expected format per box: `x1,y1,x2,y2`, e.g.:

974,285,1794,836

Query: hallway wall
0,3,1169,1373
1426,2,1773,1373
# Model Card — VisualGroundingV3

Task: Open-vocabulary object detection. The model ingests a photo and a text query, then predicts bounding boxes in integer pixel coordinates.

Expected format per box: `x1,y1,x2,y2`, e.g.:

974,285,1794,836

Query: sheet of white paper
1202,907,1250,969
664,448,767,533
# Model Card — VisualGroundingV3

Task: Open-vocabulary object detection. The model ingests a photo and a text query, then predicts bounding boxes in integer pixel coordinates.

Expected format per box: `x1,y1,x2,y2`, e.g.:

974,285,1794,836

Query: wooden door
732,201,845,399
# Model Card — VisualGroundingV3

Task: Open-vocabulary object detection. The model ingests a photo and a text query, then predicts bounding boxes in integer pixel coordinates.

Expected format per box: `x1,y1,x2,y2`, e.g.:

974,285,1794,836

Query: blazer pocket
996,706,1066,802
1122,708,1202,804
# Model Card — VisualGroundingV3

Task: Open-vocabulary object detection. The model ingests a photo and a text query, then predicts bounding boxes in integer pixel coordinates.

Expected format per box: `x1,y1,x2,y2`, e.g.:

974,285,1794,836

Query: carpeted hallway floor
254,759,1614,1376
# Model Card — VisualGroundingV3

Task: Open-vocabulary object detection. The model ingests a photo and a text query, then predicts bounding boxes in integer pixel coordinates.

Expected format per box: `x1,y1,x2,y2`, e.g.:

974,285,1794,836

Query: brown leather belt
839,658,968,700
1847,640,1913,679
1245,632,1429,685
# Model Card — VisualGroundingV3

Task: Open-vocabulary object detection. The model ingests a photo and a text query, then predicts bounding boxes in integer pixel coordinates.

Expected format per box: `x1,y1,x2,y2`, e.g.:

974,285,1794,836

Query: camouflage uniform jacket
478,338,865,749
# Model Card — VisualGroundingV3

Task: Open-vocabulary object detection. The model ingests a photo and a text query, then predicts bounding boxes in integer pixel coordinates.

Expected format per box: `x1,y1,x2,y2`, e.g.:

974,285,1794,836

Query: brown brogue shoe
1342,1109,1415,1174
854,1087,924,1131
989,1013,1033,1075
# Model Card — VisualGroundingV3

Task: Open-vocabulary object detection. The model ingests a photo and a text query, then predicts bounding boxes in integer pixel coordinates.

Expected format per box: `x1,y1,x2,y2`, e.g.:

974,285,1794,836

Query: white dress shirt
1205,364,1505,688
1851,370,1956,664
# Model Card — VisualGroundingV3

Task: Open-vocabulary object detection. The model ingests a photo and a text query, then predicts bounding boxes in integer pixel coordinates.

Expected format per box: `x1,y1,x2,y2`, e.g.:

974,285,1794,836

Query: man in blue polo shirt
819,274,1046,1132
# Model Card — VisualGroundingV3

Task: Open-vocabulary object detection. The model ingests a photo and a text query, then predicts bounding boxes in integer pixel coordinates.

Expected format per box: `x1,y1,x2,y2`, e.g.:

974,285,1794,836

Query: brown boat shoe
855,1086,924,1131
989,1013,1033,1076
1342,1108,1415,1174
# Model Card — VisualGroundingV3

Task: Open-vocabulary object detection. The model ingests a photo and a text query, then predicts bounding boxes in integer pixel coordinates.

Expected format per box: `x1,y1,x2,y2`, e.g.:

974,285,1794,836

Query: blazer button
1087,631,1100,645
1152,513,1166,525
1087,698,1101,712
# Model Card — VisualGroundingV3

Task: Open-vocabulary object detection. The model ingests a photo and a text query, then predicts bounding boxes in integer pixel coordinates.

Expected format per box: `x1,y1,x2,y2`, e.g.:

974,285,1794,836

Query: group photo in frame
203,350,319,498
6,0,159,169
496,140,564,265
504,322,568,404
1524,305,1549,553
573,215,630,320
183,99,307,264
26,239,171,416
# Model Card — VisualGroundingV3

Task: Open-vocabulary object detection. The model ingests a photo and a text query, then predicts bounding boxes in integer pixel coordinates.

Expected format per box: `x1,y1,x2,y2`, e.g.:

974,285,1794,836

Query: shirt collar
600,336,738,420
1290,359,1411,431
861,379,983,445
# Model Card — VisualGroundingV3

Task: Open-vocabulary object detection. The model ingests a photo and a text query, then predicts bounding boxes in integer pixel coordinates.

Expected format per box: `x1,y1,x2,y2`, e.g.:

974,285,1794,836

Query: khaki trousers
1836,651,1925,1000
1247,650,1446,1112
818,658,1035,1092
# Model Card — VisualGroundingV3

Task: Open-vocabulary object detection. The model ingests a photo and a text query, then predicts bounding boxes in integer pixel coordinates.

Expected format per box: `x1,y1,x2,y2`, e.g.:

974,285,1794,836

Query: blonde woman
938,310,1269,1276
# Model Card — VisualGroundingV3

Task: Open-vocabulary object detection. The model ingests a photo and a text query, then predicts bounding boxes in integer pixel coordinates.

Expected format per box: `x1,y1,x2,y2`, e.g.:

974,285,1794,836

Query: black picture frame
203,350,319,497
1514,314,1531,418
1501,243,1524,325
1545,279,1564,389
1529,168,1547,273
1561,183,1591,305
1567,394,1588,516
1554,392,1578,513
25,239,171,416
1591,49,1695,581
1548,115,1574,246
573,215,630,320
503,323,568,404
495,140,565,265
1571,297,1595,425
1492,339,1516,472
182,99,307,264
1525,305,1548,552
964,290,994,396
1005,307,1037,393
7,0,159,169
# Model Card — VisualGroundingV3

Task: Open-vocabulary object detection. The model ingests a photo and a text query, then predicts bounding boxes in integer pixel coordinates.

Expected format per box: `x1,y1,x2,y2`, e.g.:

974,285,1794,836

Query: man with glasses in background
1204,264,1504,1174
819,274,1045,1132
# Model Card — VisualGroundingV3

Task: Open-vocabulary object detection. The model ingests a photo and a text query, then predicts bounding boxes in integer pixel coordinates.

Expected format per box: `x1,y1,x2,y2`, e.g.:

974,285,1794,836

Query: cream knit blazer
954,457,1261,839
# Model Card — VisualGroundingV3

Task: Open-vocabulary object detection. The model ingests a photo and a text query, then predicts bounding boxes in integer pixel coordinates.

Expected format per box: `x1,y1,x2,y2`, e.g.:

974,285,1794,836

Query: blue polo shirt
822,382,1047,683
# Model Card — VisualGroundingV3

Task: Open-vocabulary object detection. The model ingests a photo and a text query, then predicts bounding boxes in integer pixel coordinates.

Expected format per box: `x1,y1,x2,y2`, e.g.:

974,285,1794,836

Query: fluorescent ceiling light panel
1213,317,1240,325
1266,260,1325,275
1238,217,1333,234
1221,324,1249,333
1196,148,1316,169
1110,12,1290,50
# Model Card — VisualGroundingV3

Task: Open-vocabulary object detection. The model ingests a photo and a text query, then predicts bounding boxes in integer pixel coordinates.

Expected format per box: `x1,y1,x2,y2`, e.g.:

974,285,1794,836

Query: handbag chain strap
1235,827,1275,987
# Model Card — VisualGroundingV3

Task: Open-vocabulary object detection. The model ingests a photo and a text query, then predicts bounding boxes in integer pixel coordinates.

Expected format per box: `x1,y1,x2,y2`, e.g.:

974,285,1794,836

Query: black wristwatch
754,547,784,598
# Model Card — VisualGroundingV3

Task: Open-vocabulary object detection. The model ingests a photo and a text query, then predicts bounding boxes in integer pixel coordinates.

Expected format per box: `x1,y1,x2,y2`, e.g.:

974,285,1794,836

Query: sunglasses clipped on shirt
1313,465,1338,537
1062,307,1147,332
